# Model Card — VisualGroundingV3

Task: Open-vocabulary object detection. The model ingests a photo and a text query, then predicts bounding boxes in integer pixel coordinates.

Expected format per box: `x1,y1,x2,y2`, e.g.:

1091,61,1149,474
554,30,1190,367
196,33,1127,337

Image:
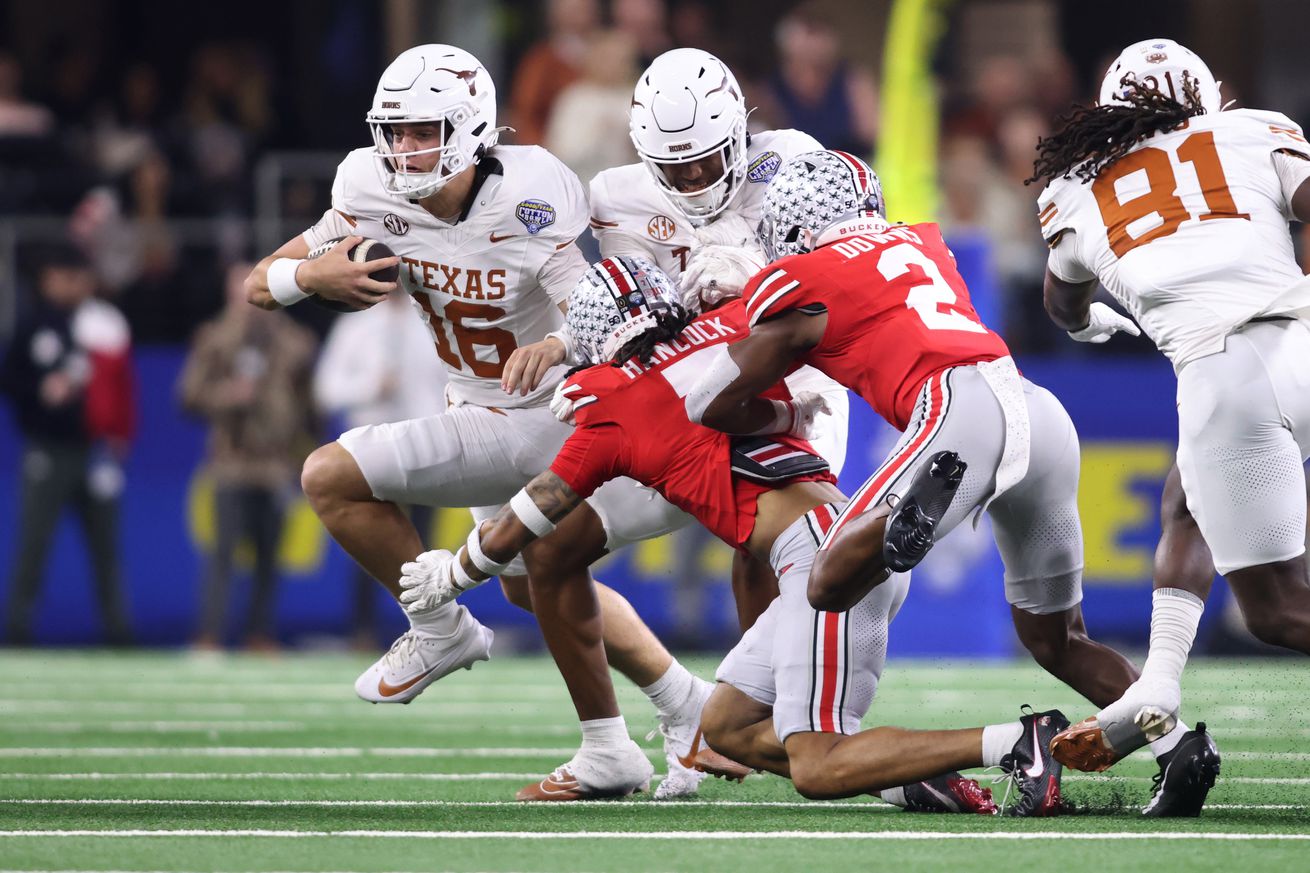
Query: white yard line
0,719,580,736
0,772,568,782
0,747,648,759
1,829,1308,841
0,799,1302,811
3,771,1309,786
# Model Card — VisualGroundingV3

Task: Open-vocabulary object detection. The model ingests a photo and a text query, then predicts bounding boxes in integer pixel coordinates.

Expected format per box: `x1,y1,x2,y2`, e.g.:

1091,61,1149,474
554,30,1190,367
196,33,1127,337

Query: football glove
398,549,462,614
1068,302,1141,344
785,391,833,441
550,380,580,425
679,244,765,310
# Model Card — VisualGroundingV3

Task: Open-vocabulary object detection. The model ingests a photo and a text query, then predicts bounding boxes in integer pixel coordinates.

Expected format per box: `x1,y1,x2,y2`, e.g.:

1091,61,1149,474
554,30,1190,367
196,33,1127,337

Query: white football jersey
1039,109,1310,369
589,129,822,275
304,145,589,407
590,127,849,467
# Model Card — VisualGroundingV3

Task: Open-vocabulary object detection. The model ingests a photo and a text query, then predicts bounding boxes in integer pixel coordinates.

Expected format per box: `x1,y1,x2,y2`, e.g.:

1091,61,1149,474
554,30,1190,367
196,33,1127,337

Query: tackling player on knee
398,254,1067,815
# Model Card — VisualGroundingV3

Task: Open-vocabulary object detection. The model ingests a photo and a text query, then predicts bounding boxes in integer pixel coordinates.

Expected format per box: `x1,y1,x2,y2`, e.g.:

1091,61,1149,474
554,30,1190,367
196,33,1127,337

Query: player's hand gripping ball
306,236,400,312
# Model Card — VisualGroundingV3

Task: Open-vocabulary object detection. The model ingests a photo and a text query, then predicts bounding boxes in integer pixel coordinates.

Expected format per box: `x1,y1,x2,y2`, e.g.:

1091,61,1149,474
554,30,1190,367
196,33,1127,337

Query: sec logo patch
647,214,677,241
383,214,410,235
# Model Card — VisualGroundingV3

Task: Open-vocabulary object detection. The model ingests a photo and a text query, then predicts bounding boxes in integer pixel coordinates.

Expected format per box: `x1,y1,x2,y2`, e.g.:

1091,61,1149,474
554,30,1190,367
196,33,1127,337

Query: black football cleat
1000,706,1069,817
882,451,967,572
901,772,997,815
1142,722,1221,817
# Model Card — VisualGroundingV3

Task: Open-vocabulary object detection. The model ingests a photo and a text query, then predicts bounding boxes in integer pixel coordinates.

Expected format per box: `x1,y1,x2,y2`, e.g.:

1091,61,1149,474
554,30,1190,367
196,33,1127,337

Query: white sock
580,715,630,750
981,721,1025,767
408,601,461,636
1149,721,1190,758
878,786,908,808
1139,588,1205,685
640,661,698,721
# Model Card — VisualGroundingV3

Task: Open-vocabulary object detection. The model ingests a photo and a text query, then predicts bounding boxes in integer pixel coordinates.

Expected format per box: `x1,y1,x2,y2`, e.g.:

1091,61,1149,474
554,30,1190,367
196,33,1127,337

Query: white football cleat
516,741,654,801
650,676,713,800
355,605,493,704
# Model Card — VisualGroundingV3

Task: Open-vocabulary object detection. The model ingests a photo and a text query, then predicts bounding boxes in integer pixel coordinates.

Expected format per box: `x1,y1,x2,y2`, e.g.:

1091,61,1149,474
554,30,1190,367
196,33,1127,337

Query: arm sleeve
1272,149,1310,220
1045,231,1097,283
302,207,359,250
548,422,626,499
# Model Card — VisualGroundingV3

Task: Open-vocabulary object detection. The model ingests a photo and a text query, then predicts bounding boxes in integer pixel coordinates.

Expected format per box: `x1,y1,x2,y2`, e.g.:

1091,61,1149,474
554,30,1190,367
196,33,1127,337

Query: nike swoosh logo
919,781,959,812
536,771,581,795
376,666,440,698
1024,722,1045,778
676,726,705,771
488,232,515,243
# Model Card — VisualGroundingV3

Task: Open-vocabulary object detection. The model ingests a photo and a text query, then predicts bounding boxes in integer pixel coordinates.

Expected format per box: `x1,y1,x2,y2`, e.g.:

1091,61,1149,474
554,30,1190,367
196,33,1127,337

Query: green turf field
0,651,1306,872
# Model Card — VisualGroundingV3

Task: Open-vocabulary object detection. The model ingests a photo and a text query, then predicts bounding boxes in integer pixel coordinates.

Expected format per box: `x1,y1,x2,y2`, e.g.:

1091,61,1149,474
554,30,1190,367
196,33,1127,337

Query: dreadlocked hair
1027,76,1205,186
610,304,696,368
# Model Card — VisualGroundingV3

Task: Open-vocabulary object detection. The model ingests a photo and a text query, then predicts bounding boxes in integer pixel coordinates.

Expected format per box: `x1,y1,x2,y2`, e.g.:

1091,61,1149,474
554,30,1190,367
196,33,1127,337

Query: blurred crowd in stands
2,0,1308,648
10,0,1303,353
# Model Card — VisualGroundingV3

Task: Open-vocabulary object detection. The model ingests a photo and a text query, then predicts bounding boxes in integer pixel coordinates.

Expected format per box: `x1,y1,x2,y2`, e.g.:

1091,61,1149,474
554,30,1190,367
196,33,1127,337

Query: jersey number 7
1093,130,1250,258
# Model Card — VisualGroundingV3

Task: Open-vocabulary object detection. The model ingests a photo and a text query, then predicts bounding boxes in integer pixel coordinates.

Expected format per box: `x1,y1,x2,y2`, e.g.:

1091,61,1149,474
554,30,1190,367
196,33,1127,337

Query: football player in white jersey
1032,38,1310,815
494,48,850,800
245,44,731,798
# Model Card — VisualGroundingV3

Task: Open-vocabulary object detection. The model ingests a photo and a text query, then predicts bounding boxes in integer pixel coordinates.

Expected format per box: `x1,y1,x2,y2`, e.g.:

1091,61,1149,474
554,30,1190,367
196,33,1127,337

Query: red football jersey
743,222,1010,431
549,299,834,550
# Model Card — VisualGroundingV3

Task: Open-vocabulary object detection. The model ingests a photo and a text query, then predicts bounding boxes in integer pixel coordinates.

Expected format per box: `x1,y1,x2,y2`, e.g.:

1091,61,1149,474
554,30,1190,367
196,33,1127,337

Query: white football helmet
366,45,500,199
566,256,682,365
629,48,749,224
759,150,887,261
1098,39,1222,114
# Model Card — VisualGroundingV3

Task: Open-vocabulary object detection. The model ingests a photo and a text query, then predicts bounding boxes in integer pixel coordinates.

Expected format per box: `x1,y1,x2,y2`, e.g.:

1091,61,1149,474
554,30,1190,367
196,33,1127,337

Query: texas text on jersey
549,299,834,549
1038,109,1310,370
304,144,588,407
589,129,821,277
743,222,1010,431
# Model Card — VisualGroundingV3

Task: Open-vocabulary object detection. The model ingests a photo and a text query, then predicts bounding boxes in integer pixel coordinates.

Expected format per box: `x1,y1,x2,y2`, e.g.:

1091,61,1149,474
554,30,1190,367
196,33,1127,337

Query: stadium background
1,0,1307,656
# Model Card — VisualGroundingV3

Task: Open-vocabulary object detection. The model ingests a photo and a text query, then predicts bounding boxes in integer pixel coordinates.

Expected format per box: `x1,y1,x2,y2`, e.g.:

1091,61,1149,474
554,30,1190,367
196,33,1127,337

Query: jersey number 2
878,244,987,334
1093,130,1250,257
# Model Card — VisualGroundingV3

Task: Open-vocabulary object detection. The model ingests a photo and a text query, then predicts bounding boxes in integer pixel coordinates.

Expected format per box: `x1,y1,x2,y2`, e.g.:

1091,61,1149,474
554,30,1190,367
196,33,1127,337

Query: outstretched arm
1043,268,1099,333
395,471,590,614
688,309,827,435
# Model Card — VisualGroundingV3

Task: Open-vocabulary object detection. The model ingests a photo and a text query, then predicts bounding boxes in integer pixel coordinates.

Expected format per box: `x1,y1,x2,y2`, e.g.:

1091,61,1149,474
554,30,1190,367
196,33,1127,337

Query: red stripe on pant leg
822,376,945,548
812,504,834,535
818,611,841,732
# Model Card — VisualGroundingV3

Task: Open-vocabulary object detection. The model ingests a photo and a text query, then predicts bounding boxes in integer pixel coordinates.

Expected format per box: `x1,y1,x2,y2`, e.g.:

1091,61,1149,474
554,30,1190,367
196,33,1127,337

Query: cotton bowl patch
516,199,556,234
747,151,782,183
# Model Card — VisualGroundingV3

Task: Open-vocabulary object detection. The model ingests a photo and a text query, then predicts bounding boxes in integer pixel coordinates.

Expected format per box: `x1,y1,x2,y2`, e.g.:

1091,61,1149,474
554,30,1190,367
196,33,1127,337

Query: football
306,236,400,312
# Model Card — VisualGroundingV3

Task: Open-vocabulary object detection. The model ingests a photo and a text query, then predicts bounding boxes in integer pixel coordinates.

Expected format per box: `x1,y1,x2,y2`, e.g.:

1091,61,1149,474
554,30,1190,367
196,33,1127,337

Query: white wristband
267,258,310,307
465,526,511,577
746,399,793,436
451,551,480,592
510,488,557,537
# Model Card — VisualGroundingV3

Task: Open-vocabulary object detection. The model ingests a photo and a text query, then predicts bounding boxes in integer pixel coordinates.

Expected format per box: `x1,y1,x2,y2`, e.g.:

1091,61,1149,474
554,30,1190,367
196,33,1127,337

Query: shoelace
645,720,700,774
381,632,421,669
983,765,1020,815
